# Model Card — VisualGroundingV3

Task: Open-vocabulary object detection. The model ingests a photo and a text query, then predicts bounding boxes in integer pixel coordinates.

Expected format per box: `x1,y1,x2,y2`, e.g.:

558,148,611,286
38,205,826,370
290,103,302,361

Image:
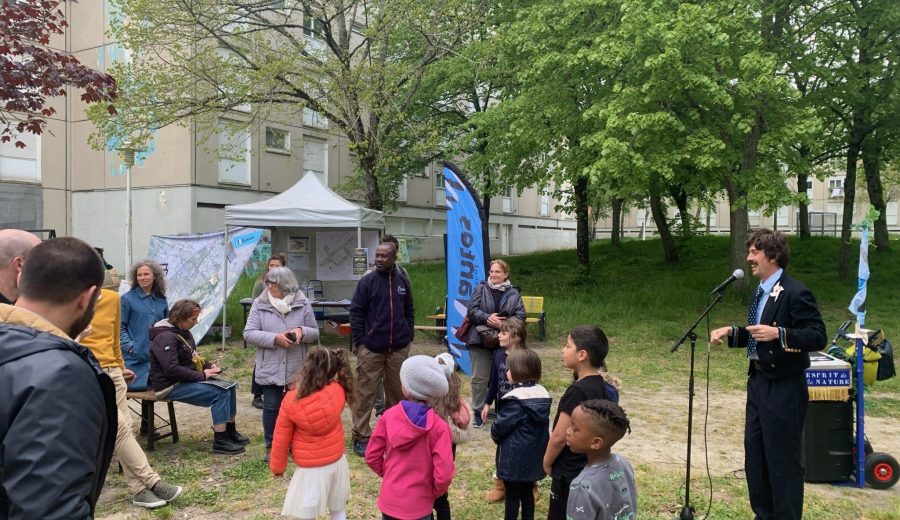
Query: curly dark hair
292,348,355,406
746,228,790,270
129,260,166,297
579,399,631,447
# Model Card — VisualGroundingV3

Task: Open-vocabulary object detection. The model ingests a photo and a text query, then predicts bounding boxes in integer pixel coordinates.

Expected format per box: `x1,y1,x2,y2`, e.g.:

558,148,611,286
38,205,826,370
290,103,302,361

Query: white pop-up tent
220,172,384,347
225,171,384,231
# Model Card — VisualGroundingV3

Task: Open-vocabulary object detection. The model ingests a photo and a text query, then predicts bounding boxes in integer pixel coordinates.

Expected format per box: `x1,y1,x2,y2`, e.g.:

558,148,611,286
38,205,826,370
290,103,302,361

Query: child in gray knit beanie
401,355,449,401
365,355,455,520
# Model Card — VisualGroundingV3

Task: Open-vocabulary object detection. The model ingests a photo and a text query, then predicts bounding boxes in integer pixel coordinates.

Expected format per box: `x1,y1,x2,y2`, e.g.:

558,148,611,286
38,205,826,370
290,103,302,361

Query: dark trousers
433,444,457,520
260,384,285,448
546,475,572,520
745,372,808,520
250,366,261,396
504,480,535,520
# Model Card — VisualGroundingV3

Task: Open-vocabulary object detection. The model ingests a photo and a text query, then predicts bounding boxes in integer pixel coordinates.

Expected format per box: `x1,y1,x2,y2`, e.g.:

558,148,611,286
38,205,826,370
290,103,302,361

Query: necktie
747,286,765,359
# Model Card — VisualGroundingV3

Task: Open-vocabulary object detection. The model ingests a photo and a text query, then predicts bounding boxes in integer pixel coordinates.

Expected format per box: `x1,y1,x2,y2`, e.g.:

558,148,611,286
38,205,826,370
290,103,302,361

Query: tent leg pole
222,226,228,352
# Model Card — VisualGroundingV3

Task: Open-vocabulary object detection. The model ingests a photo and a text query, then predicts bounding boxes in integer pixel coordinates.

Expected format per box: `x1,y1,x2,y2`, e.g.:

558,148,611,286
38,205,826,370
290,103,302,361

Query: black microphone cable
701,292,714,519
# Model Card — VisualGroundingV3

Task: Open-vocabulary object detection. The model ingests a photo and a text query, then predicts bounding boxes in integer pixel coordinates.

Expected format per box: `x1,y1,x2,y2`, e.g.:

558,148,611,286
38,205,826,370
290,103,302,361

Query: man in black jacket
711,229,826,520
0,237,117,519
350,240,414,456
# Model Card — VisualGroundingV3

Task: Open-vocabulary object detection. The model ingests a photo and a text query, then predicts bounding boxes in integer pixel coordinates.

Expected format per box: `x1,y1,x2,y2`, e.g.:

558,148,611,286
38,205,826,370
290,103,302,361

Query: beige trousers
106,367,160,494
351,345,410,441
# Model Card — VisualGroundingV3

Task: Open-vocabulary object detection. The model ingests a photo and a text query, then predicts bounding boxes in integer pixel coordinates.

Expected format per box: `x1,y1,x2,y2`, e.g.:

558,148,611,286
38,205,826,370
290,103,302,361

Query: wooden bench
521,296,547,341
126,390,179,451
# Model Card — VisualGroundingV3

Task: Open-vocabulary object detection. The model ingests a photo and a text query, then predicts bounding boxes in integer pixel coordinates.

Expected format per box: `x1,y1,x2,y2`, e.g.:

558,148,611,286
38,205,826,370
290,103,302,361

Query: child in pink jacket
365,355,455,520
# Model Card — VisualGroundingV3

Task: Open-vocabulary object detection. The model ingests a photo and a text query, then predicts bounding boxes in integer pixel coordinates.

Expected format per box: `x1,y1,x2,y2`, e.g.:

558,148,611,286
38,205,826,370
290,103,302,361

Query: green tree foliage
88,0,480,210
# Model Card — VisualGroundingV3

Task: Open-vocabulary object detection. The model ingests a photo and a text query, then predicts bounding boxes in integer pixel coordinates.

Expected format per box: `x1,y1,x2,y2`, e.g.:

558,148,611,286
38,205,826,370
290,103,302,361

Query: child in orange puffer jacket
271,348,355,520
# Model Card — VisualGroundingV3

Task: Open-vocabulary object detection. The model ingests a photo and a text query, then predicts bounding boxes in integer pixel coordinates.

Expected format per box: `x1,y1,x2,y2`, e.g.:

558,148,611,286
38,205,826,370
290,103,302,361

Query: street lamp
119,140,142,275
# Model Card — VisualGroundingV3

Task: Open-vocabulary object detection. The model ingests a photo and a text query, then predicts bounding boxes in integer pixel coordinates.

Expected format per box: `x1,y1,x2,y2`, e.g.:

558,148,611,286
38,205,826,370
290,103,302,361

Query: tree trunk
670,186,691,237
839,110,865,278
359,156,384,211
797,172,810,238
611,197,623,247
725,174,750,290
573,175,591,272
862,139,891,251
649,181,678,263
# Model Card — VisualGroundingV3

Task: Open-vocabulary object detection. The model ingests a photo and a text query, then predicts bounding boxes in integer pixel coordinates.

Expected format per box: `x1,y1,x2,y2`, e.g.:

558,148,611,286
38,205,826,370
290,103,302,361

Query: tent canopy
224,172,384,229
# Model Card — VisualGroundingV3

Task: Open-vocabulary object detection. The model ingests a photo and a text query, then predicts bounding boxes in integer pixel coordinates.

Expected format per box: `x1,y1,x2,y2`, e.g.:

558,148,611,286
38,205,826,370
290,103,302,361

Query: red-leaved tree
0,0,117,148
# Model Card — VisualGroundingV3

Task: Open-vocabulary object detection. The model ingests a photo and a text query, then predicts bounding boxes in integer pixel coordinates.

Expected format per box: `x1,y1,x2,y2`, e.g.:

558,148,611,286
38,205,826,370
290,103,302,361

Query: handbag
454,315,472,342
174,334,206,372
476,325,500,349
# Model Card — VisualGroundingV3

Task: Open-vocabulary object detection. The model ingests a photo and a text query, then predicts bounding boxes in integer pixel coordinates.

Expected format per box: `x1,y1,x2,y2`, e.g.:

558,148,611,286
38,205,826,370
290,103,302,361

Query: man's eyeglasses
264,279,276,286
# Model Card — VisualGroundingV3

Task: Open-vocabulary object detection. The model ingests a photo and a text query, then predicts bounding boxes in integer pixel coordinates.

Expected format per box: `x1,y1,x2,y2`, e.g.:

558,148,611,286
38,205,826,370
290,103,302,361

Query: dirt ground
96,342,900,519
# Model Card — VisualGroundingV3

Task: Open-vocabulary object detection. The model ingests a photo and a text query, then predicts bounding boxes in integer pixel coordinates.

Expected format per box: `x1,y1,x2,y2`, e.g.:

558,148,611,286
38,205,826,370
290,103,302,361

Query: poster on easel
352,248,368,276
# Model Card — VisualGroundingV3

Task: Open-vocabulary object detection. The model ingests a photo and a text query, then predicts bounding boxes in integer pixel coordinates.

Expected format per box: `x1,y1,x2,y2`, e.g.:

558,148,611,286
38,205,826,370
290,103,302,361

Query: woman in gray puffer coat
467,259,526,430
243,266,319,458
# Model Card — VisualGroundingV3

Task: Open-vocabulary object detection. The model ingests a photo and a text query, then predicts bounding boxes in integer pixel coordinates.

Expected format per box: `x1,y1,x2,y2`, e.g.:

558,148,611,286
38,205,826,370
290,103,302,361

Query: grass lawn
97,236,900,519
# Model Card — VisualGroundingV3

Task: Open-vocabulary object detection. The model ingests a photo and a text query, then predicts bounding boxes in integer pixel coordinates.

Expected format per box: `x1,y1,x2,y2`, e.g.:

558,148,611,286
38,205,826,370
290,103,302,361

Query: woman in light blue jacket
121,260,169,391
243,266,319,459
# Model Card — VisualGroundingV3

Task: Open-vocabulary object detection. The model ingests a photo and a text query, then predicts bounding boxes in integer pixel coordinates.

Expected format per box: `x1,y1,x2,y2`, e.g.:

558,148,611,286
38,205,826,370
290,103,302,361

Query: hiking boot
213,431,245,455
151,480,182,503
133,488,166,509
485,477,505,502
264,446,271,463
251,395,264,409
353,439,368,457
226,422,250,445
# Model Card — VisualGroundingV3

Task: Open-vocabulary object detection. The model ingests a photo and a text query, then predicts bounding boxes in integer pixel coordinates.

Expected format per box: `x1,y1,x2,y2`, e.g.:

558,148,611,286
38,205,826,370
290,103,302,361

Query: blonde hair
490,259,510,277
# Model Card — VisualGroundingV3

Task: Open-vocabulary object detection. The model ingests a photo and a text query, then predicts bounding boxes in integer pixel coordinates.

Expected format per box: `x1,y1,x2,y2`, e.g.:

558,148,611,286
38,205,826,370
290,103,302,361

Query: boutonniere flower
770,283,784,301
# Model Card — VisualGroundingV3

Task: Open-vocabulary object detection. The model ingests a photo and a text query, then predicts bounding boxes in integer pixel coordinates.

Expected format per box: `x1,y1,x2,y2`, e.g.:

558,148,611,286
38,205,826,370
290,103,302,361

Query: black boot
213,431,245,455
226,422,250,445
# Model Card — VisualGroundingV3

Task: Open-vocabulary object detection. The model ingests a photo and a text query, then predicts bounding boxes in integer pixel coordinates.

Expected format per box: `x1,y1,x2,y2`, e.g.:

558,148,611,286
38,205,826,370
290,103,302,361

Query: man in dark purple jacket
349,241,414,456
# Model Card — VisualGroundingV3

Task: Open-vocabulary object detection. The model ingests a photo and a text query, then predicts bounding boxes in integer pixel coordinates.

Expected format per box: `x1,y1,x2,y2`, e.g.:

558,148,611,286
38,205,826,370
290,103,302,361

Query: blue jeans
167,382,237,426
260,384,285,448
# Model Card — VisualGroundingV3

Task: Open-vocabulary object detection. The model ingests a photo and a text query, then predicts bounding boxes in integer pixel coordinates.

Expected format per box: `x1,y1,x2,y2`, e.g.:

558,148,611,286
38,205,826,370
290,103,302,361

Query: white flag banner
148,227,262,341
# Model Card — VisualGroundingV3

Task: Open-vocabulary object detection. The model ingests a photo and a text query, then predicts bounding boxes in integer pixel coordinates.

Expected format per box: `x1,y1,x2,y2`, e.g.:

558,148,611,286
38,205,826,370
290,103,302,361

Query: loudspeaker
801,400,853,482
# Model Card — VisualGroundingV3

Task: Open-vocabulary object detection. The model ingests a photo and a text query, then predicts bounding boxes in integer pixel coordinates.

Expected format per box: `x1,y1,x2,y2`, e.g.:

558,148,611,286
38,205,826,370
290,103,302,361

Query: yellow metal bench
521,296,546,341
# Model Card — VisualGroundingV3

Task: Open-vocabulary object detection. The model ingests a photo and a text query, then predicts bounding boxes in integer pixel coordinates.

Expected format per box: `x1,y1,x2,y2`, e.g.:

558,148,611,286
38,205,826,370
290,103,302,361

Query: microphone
710,269,744,294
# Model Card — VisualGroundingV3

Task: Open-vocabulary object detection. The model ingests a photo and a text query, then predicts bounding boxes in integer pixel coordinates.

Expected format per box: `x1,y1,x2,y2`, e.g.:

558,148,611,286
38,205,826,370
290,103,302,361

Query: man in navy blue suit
711,229,826,520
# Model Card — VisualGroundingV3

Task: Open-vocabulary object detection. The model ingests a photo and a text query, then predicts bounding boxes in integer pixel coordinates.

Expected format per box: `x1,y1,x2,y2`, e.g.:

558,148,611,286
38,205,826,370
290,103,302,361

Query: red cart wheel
865,452,899,490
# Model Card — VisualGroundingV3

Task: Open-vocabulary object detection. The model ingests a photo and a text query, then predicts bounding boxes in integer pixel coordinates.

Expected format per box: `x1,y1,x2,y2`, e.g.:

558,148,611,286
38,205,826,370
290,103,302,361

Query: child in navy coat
491,349,551,520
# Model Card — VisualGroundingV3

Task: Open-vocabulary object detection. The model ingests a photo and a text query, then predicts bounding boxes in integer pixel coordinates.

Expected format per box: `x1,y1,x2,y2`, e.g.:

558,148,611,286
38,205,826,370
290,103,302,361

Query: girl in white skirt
270,347,355,520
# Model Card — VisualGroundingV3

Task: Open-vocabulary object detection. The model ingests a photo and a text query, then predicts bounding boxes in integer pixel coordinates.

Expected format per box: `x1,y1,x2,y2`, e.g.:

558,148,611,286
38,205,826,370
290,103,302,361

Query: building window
217,121,251,186
302,108,328,129
827,202,843,215
303,136,327,184
303,17,323,38
805,179,813,199
435,169,445,189
886,202,897,224
539,191,550,216
0,132,40,183
502,186,513,213
265,127,290,153
417,164,430,178
397,177,407,202
828,177,844,198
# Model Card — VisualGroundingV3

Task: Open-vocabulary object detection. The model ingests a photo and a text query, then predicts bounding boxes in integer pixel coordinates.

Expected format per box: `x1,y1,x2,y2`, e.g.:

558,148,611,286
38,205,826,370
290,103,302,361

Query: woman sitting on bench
148,299,249,455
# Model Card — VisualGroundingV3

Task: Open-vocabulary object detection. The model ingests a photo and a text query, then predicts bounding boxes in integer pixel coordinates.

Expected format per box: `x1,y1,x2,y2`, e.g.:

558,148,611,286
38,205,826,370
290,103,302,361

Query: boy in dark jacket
491,349,551,520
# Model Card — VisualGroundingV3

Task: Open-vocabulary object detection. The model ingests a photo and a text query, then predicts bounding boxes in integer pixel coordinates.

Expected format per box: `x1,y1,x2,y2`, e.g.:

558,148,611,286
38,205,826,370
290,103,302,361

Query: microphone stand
670,291,724,520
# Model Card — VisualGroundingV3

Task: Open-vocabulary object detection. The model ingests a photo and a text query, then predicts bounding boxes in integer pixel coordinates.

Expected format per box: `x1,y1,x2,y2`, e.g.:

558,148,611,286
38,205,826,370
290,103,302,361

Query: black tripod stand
670,292,724,520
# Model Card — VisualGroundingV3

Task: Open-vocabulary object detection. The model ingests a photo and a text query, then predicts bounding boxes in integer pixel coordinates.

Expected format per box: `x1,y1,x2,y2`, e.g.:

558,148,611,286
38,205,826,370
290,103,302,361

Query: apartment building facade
0,1,577,272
